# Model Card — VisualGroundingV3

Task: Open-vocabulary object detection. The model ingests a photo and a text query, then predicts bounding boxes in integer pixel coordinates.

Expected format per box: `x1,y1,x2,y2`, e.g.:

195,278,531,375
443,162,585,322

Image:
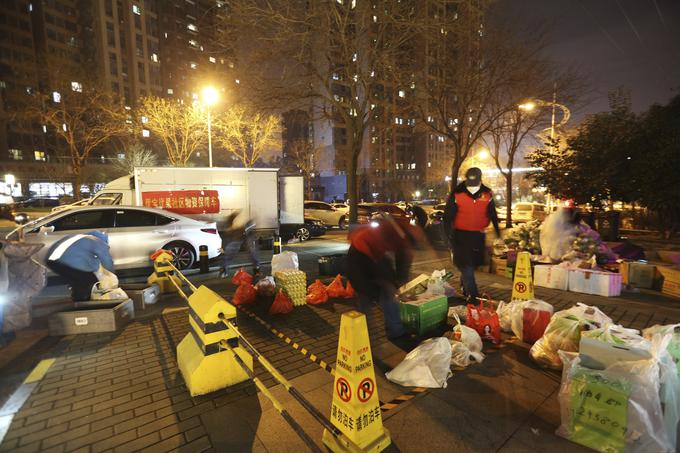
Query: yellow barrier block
147,250,181,294
323,311,391,453
511,251,535,301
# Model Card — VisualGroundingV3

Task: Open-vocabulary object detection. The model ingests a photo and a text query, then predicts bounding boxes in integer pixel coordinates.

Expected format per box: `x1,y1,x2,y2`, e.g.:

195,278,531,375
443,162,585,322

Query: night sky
495,0,680,122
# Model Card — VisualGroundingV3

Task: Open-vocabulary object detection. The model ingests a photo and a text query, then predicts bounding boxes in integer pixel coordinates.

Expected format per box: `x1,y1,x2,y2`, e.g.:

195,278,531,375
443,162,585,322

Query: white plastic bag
511,300,554,342
386,338,453,388
530,303,611,369
556,336,677,453
91,284,128,301
94,264,119,290
450,314,484,368
271,251,299,274
497,300,521,333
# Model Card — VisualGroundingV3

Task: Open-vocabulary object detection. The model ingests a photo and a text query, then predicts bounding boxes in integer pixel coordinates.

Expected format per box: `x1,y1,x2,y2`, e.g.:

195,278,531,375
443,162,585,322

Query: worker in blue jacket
45,231,115,301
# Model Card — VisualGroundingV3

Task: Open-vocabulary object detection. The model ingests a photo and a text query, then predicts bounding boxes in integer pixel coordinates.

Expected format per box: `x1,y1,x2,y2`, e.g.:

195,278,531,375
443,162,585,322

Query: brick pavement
1,260,679,452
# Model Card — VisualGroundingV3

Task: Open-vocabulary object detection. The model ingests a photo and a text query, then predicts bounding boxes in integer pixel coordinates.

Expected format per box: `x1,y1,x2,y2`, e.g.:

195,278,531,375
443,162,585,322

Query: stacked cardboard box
274,270,307,306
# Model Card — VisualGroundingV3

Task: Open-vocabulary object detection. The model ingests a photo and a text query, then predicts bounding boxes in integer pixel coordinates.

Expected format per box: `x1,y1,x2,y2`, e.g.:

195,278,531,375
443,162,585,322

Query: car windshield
517,205,532,211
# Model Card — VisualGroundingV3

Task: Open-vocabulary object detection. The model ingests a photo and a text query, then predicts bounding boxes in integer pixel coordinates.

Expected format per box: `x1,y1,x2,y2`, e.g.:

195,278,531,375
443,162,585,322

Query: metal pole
550,82,557,143
208,109,213,168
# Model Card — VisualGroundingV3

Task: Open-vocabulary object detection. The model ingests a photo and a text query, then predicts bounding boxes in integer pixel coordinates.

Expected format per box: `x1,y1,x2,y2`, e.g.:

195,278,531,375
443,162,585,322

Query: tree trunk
347,150,361,224
73,169,82,201
449,158,462,193
505,170,513,228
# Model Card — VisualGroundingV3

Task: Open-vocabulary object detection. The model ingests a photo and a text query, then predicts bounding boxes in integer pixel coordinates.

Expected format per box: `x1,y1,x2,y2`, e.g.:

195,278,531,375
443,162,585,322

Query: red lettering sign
141,190,220,214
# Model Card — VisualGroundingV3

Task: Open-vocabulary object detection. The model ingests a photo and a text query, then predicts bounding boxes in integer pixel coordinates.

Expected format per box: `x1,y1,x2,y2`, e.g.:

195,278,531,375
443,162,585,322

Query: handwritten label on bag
75,317,88,326
569,371,630,452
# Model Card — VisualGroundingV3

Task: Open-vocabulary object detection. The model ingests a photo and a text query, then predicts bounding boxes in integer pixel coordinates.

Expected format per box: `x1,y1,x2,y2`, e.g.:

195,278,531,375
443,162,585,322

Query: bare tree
285,139,317,198
213,106,281,167
112,142,159,176
222,0,418,222
138,96,207,167
26,83,128,200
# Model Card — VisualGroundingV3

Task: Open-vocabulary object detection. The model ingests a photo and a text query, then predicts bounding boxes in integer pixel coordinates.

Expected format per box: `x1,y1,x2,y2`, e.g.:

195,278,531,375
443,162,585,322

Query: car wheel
338,216,347,230
165,241,196,270
295,227,311,242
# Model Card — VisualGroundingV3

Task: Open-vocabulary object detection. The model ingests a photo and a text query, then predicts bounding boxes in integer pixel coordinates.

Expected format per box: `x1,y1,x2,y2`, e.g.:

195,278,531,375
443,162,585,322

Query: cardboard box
568,269,622,297
620,262,656,289
120,283,160,311
400,295,448,336
656,266,680,298
534,265,569,291
490,257,508,277
398,274,430,297
48,299,134,336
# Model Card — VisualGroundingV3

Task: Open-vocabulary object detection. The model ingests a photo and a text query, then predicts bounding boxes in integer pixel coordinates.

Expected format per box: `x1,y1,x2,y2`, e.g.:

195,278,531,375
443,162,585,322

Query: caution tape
379,387,428,411
236,305,335,375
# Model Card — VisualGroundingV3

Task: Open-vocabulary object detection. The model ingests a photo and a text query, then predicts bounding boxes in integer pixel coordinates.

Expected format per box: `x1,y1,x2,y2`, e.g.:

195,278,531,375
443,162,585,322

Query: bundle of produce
504,220,542,255
568,223,617,265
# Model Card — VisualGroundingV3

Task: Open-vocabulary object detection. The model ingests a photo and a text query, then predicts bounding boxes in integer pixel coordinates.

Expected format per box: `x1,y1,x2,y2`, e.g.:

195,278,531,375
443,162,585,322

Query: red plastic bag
326,275,345,298
522,307,551,343
231,268,253,286
270,289,294,315
344,281,356,299
232,283,256,305
466,301,501,344
306,280,329,305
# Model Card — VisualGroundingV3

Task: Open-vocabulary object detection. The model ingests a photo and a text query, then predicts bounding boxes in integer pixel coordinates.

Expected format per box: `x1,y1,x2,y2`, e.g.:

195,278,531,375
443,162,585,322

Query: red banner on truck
141,190,220,214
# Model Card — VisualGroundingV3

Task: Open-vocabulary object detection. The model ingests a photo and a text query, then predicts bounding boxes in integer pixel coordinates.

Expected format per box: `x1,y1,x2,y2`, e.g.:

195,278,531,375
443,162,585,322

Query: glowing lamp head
201,86,219,107
518,102,536,111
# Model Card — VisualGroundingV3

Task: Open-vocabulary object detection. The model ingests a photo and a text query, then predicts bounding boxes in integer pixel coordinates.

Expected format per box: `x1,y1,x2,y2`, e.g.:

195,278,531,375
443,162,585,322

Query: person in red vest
346,214,423,339
443,167,500,302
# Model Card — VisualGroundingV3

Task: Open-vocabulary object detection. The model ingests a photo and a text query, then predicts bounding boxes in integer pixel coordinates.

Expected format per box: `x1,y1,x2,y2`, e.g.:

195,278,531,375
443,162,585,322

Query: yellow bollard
176,285,253,396
323,311,391,453
147,250,181,294
511,251,535,301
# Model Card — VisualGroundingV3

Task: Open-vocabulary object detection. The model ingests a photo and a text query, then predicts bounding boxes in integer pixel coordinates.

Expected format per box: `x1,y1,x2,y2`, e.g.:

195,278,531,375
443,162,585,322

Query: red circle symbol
336,378,351,402
515,282,527,293
357,378,374,403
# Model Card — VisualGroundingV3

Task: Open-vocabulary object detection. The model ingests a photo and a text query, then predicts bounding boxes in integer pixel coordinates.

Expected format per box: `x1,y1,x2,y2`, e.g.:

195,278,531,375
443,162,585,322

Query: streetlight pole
207,109,213,168
201,86,219,168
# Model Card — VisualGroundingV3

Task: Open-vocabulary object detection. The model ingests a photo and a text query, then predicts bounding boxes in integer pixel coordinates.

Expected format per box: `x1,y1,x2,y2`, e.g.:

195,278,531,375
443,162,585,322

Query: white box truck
88,167,304,237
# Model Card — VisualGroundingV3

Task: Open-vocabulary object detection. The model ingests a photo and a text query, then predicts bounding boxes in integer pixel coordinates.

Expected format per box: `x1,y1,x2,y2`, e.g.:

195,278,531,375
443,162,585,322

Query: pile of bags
497,299,554,344
306,275,355,305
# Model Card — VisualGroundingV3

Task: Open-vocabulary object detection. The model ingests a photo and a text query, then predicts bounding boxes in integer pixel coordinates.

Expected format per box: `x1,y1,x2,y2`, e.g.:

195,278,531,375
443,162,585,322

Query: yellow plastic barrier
511,251,535,301
147,250,181,294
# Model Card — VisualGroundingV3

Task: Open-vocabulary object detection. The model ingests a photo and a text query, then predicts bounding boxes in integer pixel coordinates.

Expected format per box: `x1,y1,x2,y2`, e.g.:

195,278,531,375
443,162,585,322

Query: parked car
512,202,547,223
304,201,347,229
356,203,410,224
12,197,61,222
330,202,349,213
295,217,327,241
51,198,92,213
5,205,222,271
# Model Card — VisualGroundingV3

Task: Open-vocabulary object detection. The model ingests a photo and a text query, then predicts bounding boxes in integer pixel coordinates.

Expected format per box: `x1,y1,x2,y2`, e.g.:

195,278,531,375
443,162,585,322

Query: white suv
304,201,347,229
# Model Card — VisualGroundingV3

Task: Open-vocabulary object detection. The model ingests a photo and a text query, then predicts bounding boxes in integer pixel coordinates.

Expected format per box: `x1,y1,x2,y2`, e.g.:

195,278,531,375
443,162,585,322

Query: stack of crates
274,270,307,306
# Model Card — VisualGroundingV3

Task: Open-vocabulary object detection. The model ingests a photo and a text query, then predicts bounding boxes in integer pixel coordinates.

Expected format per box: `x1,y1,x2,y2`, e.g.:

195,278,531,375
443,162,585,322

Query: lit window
352,53,357,62
332,73,339,81
209,56,216,63
9,149,22,160
428,162,431,168
71,81,82,92
28,3,33,12
34,150,46,161
167,88,173,94
141,116,148,124
190,62,198,69
150,53,159,62
398,90,405,98
351,0,356,8
372,15,377,22
410,82,415,89
100,155,105,163
117,153,125,160
62,124,68,131
52,91,61,103
132,5,141,15
189,39,199,48
187,23,198,32
142,129,150,137
42,125,47,133
164,32,168,39
235,79,240,84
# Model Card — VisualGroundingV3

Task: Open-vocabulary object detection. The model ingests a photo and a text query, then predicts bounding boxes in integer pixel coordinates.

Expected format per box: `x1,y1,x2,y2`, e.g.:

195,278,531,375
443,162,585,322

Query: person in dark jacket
45,231,115,302
346,214,423,339
443,167,500,301
219,211,260,279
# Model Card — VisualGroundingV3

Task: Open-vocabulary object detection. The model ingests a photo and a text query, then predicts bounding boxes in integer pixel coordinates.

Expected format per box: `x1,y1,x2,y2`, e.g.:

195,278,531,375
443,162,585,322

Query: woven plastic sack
271,251,299,274
465,300,501,344
326,274,345,298
344,280,356,299
233,283,256,305
306,280,329,305
231,268,253,286
270,289,294,315
530,303,612,369
386,338,453,388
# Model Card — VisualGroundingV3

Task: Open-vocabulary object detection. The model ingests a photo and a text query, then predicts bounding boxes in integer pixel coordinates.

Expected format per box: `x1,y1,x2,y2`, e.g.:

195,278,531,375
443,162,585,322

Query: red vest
453,191,492,231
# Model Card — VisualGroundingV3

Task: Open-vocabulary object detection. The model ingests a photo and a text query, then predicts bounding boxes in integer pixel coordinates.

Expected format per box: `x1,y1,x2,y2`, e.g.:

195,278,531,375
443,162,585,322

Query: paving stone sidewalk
1,262,679,452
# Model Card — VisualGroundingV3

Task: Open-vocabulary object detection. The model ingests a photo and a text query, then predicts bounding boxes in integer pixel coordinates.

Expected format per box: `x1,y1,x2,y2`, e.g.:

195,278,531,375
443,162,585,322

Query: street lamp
477,148,490,160
518,97,571,144
201,86,219,168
